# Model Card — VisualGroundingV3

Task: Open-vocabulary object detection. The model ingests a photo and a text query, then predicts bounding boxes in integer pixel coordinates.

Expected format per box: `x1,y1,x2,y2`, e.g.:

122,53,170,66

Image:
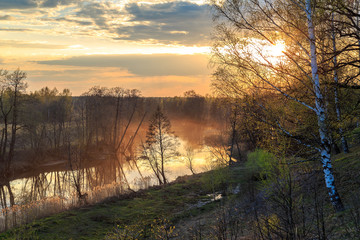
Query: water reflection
0,139,216,232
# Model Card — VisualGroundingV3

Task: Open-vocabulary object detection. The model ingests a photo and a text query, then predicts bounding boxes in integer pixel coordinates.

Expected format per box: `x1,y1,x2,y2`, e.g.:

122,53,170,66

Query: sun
245,39,287,65
263,41,286,65
269,41,286,58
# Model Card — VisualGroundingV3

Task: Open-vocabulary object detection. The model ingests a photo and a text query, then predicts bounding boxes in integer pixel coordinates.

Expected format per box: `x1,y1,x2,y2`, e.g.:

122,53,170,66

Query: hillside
1,144,360,239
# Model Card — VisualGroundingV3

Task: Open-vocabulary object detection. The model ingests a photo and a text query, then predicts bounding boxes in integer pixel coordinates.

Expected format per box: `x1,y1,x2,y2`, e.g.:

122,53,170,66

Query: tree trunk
306,0,344,212
331,13,349,153
113,96,120,147
6,182,14,207
159,120,167,184
7,85,18,174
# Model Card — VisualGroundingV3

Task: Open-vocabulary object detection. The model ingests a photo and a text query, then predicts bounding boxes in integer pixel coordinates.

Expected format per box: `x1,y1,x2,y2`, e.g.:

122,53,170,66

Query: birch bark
306,0,344,211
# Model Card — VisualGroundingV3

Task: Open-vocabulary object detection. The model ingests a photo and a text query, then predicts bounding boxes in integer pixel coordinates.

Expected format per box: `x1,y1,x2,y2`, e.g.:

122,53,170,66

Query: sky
0,0,213,96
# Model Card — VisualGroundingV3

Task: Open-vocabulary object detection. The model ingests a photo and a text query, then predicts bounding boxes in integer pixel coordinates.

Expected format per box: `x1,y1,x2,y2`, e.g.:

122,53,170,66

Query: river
0,135,225,231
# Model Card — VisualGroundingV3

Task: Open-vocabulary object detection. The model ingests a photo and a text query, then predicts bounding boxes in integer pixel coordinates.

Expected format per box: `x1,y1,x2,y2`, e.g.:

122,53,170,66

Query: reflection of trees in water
21,159,126,205
0,154,132,212
0,156,134,231
0,88,231,231
1,90,228,207
19,172,70,204
0,183,14,209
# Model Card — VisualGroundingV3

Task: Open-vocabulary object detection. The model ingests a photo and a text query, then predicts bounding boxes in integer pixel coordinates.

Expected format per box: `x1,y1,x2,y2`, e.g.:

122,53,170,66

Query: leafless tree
140,106,179,184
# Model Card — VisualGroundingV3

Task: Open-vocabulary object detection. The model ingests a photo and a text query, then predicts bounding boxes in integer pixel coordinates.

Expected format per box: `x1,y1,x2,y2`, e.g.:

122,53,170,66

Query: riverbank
1,144,360,239
1,166,244,239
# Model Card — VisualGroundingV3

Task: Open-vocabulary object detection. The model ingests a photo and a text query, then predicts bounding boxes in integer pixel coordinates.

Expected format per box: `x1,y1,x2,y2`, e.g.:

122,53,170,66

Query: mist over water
0,90,231,231
9,117,223,202
9,137,214,206
0,108,227,231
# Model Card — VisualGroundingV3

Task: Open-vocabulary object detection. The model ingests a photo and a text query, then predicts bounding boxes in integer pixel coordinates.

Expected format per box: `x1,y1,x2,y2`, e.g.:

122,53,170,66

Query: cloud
115,1,213,45
0,28,33,32
76,2,120,28
37,54,210,76
0,0,38,9
40,0,76,8
0,1,212,45
126,1,205,22
0,39,66,49
70,1,212,45
0,15,16,20
42,17,93,26
0,0,77,9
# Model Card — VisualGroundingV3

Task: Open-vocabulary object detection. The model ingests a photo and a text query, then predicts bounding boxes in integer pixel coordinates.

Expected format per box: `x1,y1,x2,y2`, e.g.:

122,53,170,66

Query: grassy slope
0,167,243,239
1,144,359,239
334,145,360,203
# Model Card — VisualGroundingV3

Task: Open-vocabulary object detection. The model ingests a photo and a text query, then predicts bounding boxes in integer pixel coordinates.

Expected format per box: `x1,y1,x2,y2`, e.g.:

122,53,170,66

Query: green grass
0,168,243,239
334,145,360,198
3,145,359,240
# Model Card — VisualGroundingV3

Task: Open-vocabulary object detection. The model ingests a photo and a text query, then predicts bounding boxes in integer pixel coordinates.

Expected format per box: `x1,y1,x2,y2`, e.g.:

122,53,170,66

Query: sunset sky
0,0,213,96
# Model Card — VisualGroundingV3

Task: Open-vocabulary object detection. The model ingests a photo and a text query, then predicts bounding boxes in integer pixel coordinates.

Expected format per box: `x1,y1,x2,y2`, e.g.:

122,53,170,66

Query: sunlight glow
269,41,286,58
261,40,286,65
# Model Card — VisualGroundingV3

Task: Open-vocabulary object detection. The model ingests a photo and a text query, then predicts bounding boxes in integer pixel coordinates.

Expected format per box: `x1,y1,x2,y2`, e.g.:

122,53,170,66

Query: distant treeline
0,78,232,182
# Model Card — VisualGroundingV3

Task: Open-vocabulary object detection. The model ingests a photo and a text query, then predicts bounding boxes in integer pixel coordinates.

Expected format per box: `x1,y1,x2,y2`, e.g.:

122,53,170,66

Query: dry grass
0,180,130,232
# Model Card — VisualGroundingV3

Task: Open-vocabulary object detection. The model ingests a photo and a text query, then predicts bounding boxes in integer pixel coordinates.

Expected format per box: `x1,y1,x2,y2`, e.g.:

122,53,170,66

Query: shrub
245,149,276,181
201,167,230,194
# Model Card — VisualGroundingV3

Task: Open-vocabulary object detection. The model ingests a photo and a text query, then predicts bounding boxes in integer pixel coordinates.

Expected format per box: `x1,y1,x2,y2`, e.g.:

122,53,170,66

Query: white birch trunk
306,0,344,211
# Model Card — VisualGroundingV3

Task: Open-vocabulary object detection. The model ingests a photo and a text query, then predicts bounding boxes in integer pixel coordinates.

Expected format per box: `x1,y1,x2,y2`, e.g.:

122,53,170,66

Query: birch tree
211,0,345,211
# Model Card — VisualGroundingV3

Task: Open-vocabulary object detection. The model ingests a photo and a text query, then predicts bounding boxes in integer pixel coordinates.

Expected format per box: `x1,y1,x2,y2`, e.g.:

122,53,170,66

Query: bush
201,167,230,194
245,149,276,181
